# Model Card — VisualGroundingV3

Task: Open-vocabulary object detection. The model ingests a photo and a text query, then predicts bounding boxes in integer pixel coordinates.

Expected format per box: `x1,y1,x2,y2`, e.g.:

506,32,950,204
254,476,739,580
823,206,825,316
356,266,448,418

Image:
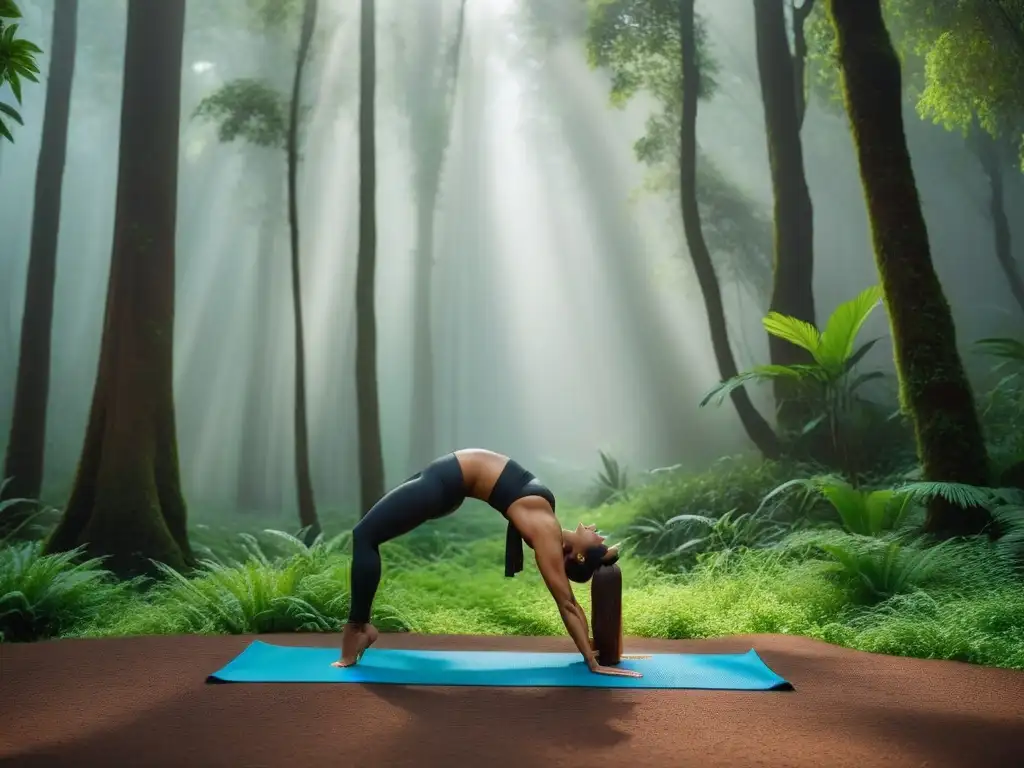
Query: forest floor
2,632,1023,768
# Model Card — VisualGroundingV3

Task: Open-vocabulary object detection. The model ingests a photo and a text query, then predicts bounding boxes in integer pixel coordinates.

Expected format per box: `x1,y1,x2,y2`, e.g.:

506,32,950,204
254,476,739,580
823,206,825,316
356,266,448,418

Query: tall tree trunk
406,0,467,473
753,0,816,431
827,0,992,537
235,170,282,512
680,0,781,460
971,129,1024,316
286,0,321,540
356,0,385,512
44,0,194,575
1,0,77,536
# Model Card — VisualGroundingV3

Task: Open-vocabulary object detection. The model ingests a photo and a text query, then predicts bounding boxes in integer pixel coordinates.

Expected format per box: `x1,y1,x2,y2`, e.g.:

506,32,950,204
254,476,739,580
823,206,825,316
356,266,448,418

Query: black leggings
347,453,466,624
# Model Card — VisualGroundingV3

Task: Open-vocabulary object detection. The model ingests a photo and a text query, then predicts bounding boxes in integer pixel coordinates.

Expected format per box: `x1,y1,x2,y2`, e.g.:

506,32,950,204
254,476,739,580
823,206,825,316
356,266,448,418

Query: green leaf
9,73,22,104
817,285,884,371
0,116,13,143
13,38,40,54
819,481,868,534
762,312,822,358
800,413,827,435
864,489,895,535
699,364,820,408
975,337,1024,364
842,337,881,374
0,101,22,124
897,481,995,510
0,0,23,20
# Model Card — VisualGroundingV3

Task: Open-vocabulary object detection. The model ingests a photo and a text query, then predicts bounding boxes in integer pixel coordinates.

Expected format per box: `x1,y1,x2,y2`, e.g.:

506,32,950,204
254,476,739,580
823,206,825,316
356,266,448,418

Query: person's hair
563,544,617,584
590,562,623,666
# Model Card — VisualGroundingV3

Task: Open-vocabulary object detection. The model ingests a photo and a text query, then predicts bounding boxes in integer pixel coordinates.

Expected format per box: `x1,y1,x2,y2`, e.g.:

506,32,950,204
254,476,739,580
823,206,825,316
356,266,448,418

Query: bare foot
332,622,379,668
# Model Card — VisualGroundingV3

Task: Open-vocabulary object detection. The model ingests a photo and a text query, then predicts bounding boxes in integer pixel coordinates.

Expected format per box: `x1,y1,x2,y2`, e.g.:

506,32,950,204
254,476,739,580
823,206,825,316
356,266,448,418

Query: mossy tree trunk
827,0,992,536
753,0,817,431
680,0,781,460
286,0,321,541
1,0,78,536
44,0,194,575
356,0,386,512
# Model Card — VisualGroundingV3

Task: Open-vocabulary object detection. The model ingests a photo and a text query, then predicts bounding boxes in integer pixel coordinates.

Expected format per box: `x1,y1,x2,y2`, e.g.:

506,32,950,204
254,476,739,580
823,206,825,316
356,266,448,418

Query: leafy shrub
0,478,59,543
630,507,789,570
0,543,128,642
87,532,409,637
587,450,632,506
620,456,822,558
763,475,919,536
701,286,897,474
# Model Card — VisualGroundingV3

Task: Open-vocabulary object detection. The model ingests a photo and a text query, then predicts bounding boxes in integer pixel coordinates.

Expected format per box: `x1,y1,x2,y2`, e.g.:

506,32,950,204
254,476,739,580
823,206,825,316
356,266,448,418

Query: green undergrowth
1,527,1019,670
3,454,1023,671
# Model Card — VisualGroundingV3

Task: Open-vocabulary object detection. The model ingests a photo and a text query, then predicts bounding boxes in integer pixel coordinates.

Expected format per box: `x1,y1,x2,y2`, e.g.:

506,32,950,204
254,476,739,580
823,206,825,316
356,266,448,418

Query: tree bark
44,0,194,575
235,169,282,513
970,130,1024,316
680,0,781,460
753,0,817,431
286,0,321,540
1,0,77,536
356,0,385,512
827,0,992,536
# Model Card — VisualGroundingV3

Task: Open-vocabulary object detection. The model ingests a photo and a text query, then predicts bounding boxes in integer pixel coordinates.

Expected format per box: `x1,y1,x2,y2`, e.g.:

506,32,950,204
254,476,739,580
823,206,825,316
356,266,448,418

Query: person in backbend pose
333,448,641,678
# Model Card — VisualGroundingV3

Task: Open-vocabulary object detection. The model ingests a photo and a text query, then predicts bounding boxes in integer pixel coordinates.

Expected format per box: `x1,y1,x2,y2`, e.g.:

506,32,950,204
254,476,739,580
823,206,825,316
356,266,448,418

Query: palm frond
762,313,822,357
818,285,884,371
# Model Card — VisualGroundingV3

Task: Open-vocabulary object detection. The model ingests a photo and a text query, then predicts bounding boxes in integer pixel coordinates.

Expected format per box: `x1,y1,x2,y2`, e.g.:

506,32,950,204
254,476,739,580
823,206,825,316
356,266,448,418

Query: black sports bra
486,459,557,577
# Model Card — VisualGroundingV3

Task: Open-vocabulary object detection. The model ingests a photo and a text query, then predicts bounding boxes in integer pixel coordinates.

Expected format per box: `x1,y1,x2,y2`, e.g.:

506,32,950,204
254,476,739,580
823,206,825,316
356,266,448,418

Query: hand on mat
590,664,643,678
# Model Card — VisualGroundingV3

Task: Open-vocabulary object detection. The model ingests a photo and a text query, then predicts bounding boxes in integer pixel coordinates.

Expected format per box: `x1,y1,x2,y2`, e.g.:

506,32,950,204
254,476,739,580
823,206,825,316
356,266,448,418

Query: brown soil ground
2,632,1023,768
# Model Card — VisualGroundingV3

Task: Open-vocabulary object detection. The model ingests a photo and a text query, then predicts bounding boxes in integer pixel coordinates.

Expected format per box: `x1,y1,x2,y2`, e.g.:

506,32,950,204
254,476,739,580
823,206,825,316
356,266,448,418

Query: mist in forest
0,0,1021,521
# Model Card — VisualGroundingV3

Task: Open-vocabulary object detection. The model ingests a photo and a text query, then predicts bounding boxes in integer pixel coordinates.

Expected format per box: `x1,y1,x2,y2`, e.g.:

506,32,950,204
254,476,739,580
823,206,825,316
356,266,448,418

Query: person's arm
533,533,596,667
533,527,641,678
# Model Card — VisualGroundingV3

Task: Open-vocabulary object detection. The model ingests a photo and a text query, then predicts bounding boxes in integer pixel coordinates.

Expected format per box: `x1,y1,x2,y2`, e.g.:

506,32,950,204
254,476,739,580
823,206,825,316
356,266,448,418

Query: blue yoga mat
207,640,792,690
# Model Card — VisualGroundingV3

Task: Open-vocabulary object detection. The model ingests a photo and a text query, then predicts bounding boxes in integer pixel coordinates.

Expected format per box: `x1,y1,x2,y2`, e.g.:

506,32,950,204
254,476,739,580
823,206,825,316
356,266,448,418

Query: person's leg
346,472,446,625
335,459,466,666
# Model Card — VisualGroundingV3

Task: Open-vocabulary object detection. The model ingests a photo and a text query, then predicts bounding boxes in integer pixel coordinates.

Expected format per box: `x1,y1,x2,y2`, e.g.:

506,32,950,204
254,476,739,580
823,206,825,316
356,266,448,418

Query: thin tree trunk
1,0,78,535
44,0,193,575
753,0,816,431
235,172,282,512
680,0,781,460
971,130,1024,316
356,0,385,513
286,0,321,541
827,0,992,537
